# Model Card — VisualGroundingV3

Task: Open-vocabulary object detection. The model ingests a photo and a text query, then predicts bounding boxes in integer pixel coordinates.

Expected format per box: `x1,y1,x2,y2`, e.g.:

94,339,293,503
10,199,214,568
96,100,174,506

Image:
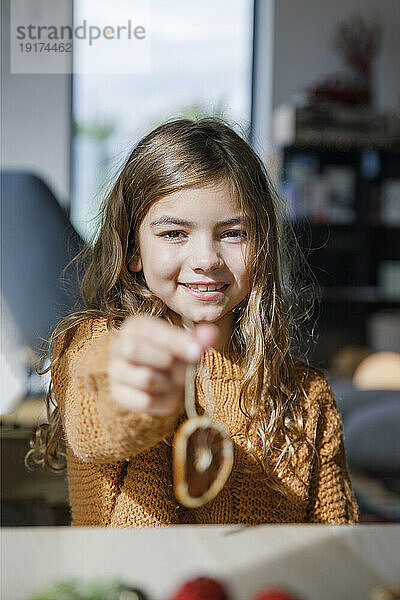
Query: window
71,0,254,240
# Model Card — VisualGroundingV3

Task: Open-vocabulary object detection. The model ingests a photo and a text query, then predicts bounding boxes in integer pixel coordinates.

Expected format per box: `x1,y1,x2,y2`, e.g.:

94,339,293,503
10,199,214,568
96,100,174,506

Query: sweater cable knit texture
51,318,359,526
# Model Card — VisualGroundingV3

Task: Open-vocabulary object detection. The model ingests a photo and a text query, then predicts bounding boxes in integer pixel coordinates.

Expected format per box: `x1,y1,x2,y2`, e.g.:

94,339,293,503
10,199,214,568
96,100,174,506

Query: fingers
108,314,220,416
119,315,204,364
110,359,185,393
116,337,176,372
109,381,184,416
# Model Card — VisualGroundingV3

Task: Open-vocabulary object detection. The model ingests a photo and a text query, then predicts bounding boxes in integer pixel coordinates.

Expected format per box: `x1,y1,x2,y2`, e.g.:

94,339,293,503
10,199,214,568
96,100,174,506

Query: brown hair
25,117,317,495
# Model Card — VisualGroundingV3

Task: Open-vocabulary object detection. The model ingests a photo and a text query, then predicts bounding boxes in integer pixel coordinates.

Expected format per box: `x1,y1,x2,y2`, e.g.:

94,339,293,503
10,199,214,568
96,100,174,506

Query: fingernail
186,342,201,362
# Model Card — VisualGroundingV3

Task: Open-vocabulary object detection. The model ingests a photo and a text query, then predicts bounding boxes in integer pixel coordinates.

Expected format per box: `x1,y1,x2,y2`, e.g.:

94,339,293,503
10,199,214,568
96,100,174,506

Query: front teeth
186,284,226,291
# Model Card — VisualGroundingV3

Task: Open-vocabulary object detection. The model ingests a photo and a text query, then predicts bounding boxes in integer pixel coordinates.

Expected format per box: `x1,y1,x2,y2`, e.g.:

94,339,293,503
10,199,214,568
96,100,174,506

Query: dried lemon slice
173,318,234,508
173,415,234,508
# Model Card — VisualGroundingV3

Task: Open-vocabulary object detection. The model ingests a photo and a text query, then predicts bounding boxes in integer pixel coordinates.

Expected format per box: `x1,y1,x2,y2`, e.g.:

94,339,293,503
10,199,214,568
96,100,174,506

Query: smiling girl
26,118,358,526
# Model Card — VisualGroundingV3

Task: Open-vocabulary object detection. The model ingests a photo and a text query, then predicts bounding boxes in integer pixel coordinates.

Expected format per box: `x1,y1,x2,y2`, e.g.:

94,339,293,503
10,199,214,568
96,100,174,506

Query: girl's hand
108,315,218,416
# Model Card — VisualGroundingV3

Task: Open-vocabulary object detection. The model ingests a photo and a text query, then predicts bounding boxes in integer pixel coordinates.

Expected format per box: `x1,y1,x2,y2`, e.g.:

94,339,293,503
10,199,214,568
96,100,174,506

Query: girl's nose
190,242,224,272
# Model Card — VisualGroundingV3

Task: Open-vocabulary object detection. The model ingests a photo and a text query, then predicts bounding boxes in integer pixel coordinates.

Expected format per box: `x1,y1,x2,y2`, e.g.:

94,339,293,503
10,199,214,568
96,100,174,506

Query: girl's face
129,180,251,347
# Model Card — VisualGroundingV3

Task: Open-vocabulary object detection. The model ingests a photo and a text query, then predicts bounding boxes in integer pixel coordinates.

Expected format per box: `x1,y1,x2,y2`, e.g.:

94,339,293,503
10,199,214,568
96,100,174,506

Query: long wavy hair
25,117,318,495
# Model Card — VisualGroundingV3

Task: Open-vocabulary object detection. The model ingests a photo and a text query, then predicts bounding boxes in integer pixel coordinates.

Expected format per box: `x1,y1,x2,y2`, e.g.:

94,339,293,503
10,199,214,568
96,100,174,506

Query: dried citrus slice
173,317,234,507
173,415,233,508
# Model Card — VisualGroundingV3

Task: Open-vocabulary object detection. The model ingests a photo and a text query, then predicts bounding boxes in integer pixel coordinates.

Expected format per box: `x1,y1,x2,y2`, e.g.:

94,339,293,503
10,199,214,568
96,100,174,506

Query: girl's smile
129,180,251,349
178,281,230,300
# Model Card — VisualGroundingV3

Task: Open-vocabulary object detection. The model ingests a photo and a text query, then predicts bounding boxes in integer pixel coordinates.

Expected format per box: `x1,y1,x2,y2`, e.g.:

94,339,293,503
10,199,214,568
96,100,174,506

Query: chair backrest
1,171,84,352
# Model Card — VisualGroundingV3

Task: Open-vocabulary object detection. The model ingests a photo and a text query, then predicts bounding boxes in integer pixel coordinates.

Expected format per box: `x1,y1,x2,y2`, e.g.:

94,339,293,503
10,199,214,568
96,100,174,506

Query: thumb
191,323,219,351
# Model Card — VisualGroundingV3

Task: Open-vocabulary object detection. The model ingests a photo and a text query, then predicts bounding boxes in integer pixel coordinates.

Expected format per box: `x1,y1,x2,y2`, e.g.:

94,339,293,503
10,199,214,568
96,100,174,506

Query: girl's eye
222,230,248,240
159,230,248,241
159,231,186,240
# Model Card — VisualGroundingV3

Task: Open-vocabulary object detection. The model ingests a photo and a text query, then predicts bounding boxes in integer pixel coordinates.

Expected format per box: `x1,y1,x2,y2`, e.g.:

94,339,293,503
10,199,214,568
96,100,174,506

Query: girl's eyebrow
150,216,247,228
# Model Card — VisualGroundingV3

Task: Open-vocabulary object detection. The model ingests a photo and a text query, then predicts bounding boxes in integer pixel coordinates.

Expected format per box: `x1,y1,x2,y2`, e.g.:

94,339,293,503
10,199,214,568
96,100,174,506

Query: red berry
250,589,298,600
170,576,229,600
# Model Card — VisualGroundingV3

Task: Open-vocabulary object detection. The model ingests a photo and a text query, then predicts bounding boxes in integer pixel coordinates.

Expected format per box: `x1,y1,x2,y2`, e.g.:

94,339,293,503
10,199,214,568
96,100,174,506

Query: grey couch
330,380,400,477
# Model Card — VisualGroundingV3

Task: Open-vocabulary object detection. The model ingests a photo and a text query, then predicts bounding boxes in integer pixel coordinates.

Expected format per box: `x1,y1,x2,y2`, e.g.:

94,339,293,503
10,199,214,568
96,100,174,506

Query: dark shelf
281,142,400,368
288,220,356,228
322,286,400,304
369,224,400,230
288,220,400,230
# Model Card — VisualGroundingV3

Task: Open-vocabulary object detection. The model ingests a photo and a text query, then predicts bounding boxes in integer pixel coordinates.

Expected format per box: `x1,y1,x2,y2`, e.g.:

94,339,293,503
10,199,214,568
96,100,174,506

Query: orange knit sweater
51,318,359,526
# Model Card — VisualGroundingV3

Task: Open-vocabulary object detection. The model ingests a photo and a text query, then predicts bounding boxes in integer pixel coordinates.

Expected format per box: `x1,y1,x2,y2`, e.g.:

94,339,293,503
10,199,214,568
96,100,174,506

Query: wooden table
2,525,399,600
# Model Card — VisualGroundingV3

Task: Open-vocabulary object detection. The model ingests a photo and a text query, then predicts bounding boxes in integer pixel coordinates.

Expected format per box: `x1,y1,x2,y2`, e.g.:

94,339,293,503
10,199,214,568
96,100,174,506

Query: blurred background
1,0,399,526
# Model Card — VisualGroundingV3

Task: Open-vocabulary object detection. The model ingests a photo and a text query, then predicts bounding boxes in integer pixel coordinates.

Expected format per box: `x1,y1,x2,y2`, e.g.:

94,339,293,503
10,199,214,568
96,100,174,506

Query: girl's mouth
178,283,229,301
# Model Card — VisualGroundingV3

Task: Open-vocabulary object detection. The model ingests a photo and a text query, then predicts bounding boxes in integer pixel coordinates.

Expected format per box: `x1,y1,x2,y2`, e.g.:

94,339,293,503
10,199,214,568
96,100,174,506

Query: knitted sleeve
306,375,359,524
52,317,184,464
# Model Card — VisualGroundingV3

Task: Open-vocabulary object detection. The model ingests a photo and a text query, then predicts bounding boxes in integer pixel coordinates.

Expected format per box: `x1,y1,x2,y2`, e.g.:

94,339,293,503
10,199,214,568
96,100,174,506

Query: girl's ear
128,254,143,273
